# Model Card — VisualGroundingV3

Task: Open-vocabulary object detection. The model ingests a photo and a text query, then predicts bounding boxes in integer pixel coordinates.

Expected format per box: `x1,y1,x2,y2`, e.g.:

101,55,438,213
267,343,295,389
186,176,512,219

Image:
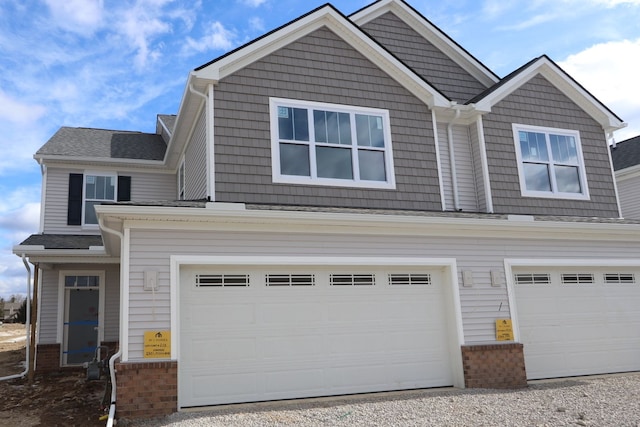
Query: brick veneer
461,343,527,389
35,343,61,372
115,361,177,420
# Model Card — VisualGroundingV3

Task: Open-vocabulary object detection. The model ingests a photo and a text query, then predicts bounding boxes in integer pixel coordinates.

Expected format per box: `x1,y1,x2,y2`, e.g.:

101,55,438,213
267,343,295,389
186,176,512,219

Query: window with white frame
512,124,589,199
84,174,116,225
270,98,395,189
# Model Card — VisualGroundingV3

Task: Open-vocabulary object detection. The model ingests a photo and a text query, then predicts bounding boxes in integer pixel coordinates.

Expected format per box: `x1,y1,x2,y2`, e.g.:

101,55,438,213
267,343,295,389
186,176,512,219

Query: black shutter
117,176,131,202
67,174,83,225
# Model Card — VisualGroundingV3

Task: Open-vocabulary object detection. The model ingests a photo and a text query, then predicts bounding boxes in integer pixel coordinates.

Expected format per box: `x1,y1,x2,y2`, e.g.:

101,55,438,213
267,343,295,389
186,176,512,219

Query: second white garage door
179,265,456,408
513,268,640,380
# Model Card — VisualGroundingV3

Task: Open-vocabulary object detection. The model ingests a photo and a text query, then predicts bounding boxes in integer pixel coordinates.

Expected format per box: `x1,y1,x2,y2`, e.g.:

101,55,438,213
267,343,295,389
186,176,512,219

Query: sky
1,0,640,299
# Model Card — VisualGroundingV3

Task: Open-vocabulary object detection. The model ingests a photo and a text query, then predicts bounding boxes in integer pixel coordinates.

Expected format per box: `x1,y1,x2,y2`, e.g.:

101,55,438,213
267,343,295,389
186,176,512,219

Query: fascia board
95,204,640,242
193,6,449,108
351,0,499,87
475,57,625,131
35,155,167,169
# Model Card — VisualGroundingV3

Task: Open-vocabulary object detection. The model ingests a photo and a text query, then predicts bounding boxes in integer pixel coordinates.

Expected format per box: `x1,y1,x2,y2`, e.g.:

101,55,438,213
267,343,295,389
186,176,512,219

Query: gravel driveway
124,373,640,427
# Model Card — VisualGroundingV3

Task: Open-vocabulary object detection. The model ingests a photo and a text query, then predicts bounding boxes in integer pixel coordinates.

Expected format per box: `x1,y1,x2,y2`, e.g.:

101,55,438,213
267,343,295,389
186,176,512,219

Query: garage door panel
514,268,640,379
180,267,454,407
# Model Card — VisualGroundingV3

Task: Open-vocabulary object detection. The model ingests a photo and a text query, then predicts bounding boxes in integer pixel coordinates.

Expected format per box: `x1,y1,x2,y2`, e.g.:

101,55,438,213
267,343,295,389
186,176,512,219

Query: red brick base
461,343,527,389
35,343,61,372
115,361,177,420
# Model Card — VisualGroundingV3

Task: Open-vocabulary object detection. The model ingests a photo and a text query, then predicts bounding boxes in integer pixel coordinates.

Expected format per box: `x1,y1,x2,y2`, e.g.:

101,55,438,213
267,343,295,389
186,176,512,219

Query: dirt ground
0,323,109,426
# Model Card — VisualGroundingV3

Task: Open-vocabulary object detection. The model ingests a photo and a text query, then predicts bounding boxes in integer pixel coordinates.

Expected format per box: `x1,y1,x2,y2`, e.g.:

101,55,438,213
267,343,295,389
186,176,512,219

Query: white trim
606,132,623,218
474,56,625,132
121,227,131,362
475,116,493,213
207,83,215,201
57,270,105,366
350,0,498,88
170,254,466,405
512,123,590,200
177,156,186,200
194,6,448,109
39,165,47,233
269,98,396,189
432,110,447,211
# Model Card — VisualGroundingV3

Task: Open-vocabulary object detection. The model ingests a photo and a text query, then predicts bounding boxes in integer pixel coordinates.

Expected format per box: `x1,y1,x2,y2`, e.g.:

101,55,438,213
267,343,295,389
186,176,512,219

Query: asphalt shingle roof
18,234,103,249
611,135,640,171
37,127,167,161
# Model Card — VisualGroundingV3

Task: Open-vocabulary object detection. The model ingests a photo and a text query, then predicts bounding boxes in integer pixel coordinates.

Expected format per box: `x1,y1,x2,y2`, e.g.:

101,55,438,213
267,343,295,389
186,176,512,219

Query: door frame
57,270,105,366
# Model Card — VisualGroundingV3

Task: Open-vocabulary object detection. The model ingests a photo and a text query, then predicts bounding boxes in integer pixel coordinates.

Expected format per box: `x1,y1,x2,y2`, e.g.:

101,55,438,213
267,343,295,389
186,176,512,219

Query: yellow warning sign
495,319,514,341
144,330,171,358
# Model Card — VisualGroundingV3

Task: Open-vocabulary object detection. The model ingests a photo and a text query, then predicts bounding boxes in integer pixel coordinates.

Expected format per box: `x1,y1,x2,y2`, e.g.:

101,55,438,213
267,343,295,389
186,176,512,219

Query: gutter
0,255,31,382
98,217,123,427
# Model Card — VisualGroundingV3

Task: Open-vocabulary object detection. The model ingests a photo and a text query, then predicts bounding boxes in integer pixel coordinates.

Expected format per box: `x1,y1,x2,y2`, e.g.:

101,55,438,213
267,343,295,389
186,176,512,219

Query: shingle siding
213,27,442,211
483,74,619,217
361,12,488,102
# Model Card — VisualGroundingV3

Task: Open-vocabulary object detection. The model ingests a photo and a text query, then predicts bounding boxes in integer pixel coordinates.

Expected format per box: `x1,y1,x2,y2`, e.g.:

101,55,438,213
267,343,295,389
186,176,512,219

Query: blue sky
1,0,640,298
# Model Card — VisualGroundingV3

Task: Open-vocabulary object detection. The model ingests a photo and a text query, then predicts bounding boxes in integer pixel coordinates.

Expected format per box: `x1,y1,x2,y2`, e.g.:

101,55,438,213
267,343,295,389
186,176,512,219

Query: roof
158,115,177,133
611,135,640,171
17,234,103,249
35,127,167,161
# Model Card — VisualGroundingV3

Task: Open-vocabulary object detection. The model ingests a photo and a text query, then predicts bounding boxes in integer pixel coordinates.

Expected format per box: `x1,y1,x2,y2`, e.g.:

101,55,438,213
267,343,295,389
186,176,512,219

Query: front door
62,274,101,365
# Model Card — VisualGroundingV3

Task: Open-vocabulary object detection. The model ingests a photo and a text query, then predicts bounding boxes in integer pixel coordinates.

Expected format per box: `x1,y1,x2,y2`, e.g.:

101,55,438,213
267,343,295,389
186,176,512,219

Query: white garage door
179,265,455,408
513,268,640,380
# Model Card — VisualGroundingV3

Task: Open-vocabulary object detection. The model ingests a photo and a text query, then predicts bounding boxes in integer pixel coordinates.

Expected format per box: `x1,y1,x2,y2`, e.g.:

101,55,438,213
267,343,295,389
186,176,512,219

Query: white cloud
44,0,104,35
184,21,237,54
559,38,640,140
0,90,47,125
249,17,265,32
239,0,267,7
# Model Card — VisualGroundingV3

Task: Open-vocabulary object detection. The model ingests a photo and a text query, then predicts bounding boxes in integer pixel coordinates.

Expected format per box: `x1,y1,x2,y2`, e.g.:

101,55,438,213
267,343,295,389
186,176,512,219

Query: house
611,135,640,219
12,0,640,421
2,301,22,322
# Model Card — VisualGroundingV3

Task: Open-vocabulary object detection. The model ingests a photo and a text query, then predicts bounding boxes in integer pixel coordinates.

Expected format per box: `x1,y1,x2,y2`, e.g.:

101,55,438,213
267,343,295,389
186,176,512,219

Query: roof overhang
94,203,640,243
473,56,626,133
350,0,499,88
12,245,118,264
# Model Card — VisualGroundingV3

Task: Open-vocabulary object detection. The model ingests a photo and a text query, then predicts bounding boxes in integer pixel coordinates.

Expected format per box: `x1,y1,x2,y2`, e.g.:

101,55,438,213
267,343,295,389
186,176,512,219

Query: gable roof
611,135,640,171
469,55,625,133
350,0,499,88
35,127,167,164
191,3,449,109
17,234,103,250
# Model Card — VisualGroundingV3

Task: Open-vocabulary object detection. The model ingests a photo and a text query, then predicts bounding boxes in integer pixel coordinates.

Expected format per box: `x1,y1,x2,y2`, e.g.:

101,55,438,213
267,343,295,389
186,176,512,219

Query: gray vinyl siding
125,227,640,359
469,123,487,212
213,27,442,211
42,167,177,234
617,175,640,219
184,109,207,200
483,75,619,217
37,264,119,344
361,12,488,102
437,123,479,212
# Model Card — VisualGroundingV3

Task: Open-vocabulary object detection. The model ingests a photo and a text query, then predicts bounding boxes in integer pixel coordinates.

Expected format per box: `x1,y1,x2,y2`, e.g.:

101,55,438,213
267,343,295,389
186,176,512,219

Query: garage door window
514,273,550,285
604,273,636,284
196,274,250,287
266,274,315,286
561,273,594,285
330,274,375,286
388,274,431,286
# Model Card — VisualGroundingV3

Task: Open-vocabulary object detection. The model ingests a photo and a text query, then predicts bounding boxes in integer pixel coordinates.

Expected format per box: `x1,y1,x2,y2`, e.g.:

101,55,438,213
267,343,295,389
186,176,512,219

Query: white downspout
188,83,215,202
447,106,462,211
0,255,31,381
99,217,124,427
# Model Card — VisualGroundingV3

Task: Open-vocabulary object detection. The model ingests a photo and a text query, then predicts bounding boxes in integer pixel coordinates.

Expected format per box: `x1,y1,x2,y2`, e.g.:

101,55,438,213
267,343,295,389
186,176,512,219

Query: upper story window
84,174,116,225
270,98,396,189
512,124,589,200
67,173,130,227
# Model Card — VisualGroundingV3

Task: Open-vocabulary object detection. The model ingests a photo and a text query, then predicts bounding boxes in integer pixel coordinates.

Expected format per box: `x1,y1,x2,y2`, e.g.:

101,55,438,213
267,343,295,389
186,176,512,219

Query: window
84,174,116,225
270,98,395,189
330,274,375,286
196,274,250,287
512,124,589,199
514,273,551,285
561,273,594,285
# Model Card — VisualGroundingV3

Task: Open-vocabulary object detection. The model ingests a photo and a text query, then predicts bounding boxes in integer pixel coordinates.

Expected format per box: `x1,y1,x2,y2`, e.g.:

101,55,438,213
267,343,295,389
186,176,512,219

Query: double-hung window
512,124,589,199
84,174,116,225
270,98,395,189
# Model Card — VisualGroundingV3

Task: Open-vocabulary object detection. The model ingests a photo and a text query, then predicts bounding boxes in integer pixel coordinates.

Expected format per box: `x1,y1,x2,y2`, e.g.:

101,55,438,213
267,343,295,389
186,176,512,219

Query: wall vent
561,273,594,285
514,273,551,285
196,274,249,287
604,273,636,284
388,274,431,286
330,274,375,286
266,274,315,286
